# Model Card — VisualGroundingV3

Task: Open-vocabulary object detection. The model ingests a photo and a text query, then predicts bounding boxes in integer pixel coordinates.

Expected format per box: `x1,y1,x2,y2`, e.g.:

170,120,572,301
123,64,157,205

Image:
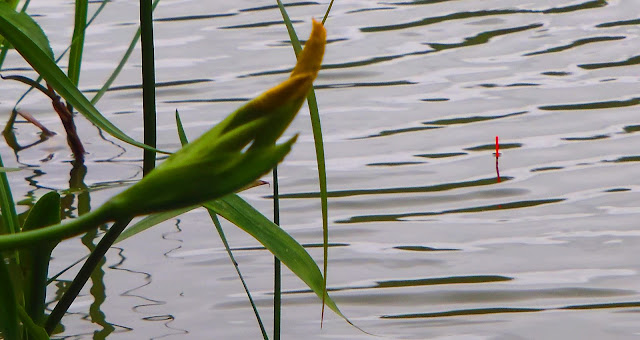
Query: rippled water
2,0,640,339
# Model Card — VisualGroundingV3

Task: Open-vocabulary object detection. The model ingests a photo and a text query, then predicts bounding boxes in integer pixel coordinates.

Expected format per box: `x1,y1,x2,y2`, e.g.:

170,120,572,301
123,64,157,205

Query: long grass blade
209,211,270,340
140,0,157,175
20,191,61,326
275,0,331,322
321,0,334,24
0,153,19,236
0,251,19,340
17,304,49,340
13,0,109,110
175,109,268,340
67,0,88,111
204,195,353,325
0,4,166,153
91,0,160,105
273,167,281,340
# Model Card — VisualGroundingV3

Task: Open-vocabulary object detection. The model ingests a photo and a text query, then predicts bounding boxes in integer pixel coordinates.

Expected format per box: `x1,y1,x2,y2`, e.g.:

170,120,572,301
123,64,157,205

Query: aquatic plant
0,2,348,338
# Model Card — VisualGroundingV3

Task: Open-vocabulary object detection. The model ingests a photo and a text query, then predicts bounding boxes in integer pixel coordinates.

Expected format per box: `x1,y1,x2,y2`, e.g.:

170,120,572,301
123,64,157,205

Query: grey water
2,0,640,339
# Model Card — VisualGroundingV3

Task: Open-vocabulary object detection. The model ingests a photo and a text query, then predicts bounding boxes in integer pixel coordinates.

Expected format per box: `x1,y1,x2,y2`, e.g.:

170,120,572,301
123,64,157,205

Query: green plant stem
44,218,132,334
0,153,19,235
0,251,19,340
0,204,114,251
276,0,331,321
17,305,49,340
67,0,88,111
273,167,281,340
209,211,269,340
91,0,160,105
140,0,157,175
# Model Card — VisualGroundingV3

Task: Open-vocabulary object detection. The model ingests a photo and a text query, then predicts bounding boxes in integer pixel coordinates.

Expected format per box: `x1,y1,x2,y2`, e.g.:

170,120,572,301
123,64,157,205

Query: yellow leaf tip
291,19,327,78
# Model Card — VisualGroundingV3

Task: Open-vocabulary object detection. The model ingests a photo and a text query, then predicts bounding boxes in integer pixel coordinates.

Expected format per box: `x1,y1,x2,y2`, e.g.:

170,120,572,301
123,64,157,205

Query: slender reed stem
273,167,281,340
67,0,88,111
209,211,269,340
140,0,157,175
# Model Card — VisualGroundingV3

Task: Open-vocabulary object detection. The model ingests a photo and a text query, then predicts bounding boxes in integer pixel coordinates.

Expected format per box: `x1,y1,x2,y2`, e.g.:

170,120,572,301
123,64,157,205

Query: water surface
2,0,640,339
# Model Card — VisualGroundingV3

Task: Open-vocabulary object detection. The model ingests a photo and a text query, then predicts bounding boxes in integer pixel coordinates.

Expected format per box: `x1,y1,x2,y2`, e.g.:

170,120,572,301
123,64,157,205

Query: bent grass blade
0,3,165,154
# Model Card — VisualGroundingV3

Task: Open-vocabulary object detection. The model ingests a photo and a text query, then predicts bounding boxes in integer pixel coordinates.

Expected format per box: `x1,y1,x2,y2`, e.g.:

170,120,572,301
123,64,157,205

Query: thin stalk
91,0,161,105
321,0,334,24
0,153,19,235
13,0,108,109
276,0,332,322
44,218,133,335
273,167,281,340
208,211,269,340
140,0,157,175
17,305,49,340
175,110,268,339
67,0,88,111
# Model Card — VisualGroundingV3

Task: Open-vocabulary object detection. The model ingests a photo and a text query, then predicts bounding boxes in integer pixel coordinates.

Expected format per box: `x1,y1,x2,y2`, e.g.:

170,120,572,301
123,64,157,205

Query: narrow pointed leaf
0,3,164,153
204,194,349,321
0,20,325,254
0,153,18,235
20,191,61,325
67,0,87,88
276,4,332,321
0,252,19,340
176,109,268,339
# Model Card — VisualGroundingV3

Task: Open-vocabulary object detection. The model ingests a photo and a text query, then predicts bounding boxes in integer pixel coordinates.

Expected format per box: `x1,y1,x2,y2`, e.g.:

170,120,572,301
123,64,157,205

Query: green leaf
176,109,268,339
91,0,160,105
67,0,88,87
20,191,61,326
0,167,21,172
208,210,269,339
0,2,52,58
0,251,19,340
0,153,19,235
276,2,331,320
0,4,164,154
204,194,352,323
17,304,50,340
114,207,195,244
0,20,325,252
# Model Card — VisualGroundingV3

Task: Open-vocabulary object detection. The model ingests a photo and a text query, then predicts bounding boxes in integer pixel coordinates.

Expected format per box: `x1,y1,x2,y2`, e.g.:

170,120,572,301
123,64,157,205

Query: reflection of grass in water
285,275,512,294
465,143,522,151
383,300,640,319
338,198,564,223
416,152,467,158
604,188,631,193
540,97,640,110
276,176,512,199
611,156,640,163
531,166,564,172
382,307,543,319
562,134,609,141
367,161,425,167
394,245,458,252
623,125,640,133
424,111,526,126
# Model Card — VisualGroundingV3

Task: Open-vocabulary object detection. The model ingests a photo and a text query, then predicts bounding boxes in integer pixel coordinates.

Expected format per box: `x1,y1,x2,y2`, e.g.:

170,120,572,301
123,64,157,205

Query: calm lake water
2,0,640,339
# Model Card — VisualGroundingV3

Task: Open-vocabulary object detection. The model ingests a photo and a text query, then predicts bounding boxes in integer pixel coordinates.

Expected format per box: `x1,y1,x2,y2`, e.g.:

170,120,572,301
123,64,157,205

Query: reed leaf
0,252,19,340
175,111,268,339
0,3,164,153
20,191,61,326
276,1,331,321
67,0,87,89
0,20,326,251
